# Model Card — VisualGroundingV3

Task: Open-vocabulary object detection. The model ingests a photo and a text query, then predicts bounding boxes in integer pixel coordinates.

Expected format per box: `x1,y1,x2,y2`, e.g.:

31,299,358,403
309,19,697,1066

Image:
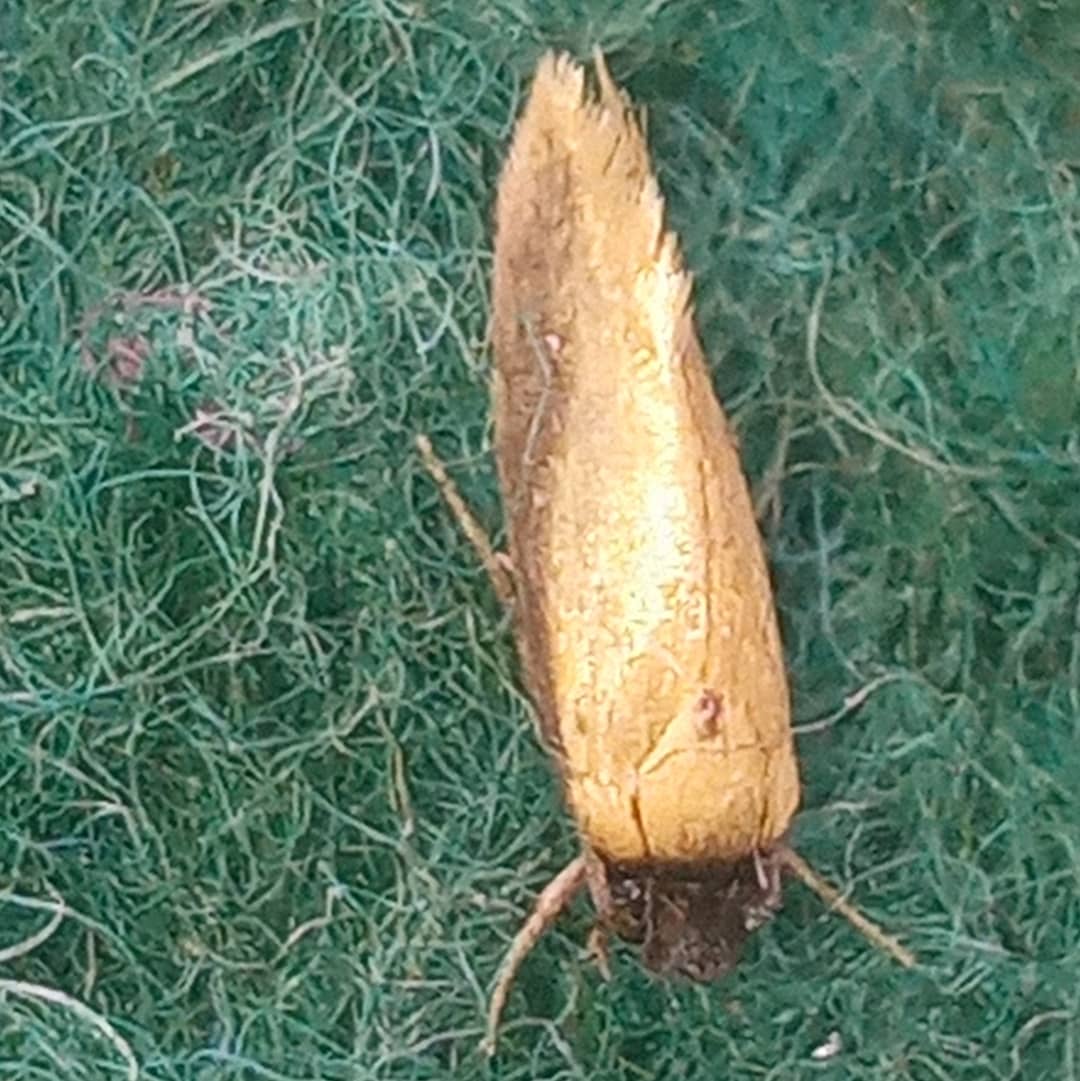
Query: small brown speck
692,689,722,738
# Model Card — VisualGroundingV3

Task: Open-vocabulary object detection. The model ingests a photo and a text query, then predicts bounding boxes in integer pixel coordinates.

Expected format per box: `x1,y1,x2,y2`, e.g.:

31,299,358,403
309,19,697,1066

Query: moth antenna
483,855,589,1056
415,434,514,606
777,845,916,970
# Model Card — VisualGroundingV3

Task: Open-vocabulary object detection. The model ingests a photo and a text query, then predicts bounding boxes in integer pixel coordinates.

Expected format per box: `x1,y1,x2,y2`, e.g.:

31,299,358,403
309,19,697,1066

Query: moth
417,49,913,1054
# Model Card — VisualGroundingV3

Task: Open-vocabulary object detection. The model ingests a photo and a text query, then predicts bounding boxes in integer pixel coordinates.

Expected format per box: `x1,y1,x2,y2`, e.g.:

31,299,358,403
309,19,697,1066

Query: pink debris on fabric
185,402,237,451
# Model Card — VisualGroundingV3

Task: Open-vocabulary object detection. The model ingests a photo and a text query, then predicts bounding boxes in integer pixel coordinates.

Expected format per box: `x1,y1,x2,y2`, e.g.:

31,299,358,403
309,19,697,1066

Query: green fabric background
2,2,1078,1077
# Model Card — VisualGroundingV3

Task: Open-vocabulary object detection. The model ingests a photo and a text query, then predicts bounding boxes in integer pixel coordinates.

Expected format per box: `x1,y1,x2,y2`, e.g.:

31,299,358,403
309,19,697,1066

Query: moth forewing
492,49,798,894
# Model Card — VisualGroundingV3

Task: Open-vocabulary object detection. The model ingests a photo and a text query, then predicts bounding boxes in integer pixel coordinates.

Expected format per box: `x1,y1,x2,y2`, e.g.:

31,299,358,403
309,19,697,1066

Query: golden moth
418,49,914,1054
492,46,798,956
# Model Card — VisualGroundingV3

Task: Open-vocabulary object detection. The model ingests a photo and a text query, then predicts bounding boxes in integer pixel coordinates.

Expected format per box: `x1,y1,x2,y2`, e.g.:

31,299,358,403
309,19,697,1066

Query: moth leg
414,433,514,607
586,922,612,982
582,848,613,979
753,846,769,891
482,854,589,1057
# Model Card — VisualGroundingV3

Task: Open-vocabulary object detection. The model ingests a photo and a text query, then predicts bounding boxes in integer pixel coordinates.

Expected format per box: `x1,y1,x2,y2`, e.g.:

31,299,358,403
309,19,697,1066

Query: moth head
596,850,783,982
